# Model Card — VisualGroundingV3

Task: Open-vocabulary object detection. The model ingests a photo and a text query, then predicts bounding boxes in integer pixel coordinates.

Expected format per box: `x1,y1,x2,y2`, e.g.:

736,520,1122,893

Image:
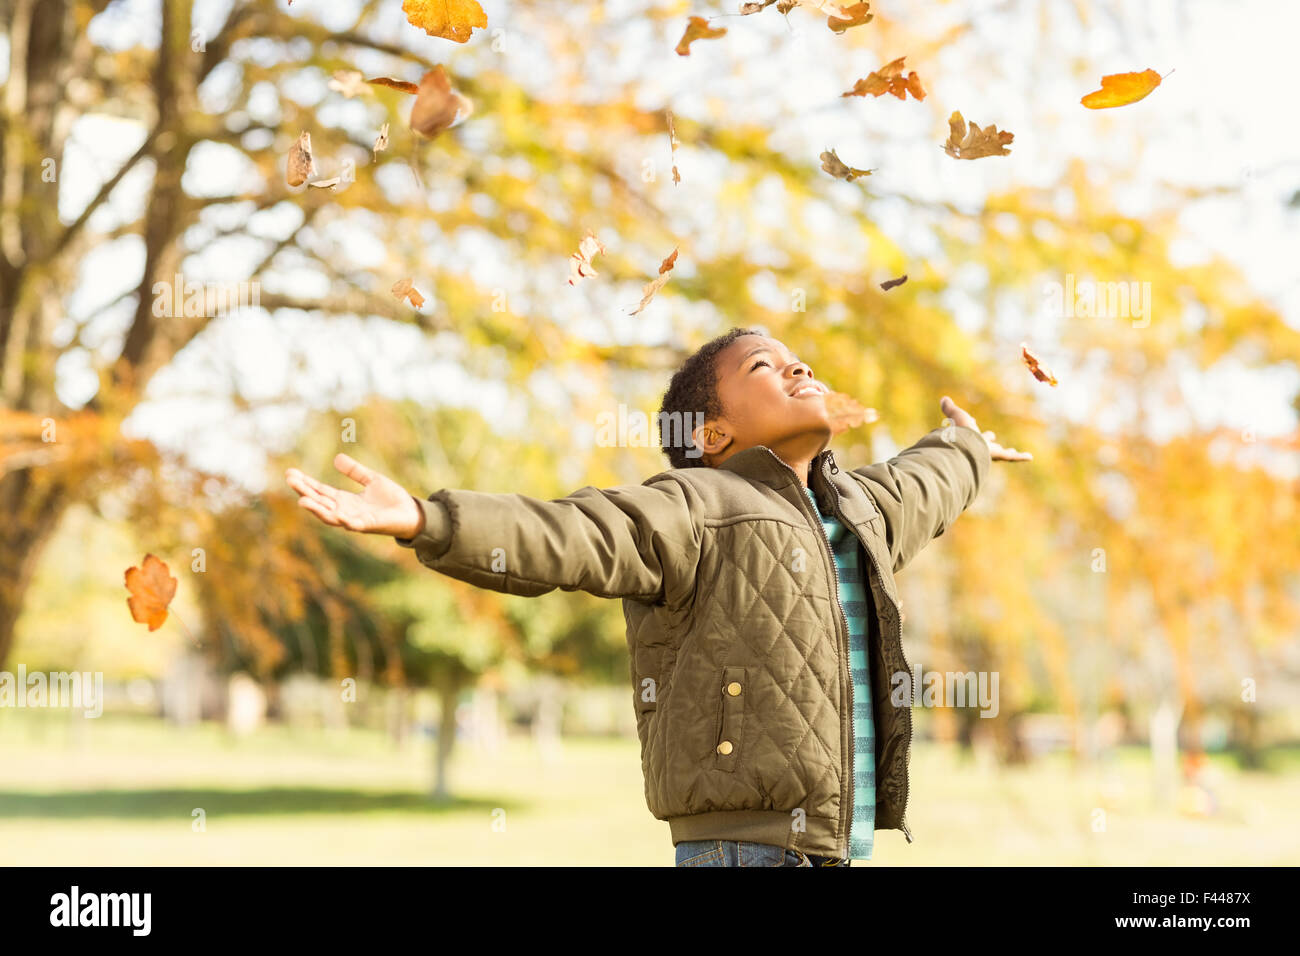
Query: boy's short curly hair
657,326,761,469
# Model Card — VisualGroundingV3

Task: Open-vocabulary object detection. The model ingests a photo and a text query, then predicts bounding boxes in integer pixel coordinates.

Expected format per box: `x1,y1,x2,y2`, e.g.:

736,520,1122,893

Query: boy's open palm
285,454,423,538
940,396,1033,462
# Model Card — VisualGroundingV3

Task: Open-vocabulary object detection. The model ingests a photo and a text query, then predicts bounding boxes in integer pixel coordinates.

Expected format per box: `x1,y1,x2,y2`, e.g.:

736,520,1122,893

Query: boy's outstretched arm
286,454,703,605
850,396,1031,574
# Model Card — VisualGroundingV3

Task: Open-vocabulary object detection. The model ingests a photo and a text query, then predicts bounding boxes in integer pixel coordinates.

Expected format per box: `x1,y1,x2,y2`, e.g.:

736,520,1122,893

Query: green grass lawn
1,711,1295,865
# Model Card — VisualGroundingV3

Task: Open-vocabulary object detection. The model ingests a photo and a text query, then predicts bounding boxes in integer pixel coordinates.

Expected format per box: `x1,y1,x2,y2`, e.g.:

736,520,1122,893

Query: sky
6,0,1298,491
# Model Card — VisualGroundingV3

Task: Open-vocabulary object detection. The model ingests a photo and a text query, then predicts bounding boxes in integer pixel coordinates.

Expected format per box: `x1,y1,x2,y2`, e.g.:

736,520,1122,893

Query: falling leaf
942,111,1013,160
820,148,873,181
401,0,487,44
367,76,420,94
1021,341,1059,386
410,66,473,139
880,274,907,291
842,56,925,101
827,2,872,33
392,278,425,309
666,109,681,185
794,0,859,19
328,70,368,98
675,16,726,56
824,390,879,435
629,247,679,315
287,130,315,186
567,230,606,286
373,123,390,156
1081,68,1163,109
308,176,341,189
125,554,177,632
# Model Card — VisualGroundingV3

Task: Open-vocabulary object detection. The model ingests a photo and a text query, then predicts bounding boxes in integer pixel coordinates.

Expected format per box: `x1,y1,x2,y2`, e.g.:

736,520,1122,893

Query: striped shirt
805,486,875,860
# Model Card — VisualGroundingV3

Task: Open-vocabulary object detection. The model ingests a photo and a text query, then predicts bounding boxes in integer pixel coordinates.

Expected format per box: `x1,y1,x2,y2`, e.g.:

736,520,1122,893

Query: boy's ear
693,421,732,460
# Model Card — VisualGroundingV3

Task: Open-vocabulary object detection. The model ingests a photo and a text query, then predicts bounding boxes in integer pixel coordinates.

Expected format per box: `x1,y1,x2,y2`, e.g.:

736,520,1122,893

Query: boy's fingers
334,453,376,487
940,396,976,429
288,471,338,505
297,495,339,525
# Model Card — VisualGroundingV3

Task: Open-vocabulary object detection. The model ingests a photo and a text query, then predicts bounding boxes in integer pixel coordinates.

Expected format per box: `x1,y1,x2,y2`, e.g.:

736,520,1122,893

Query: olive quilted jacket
395,423,991,858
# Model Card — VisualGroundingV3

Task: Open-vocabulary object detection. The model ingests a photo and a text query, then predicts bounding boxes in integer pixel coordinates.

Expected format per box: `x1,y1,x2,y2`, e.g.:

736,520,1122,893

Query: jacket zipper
760,446,912,854
770,448,855,859
819,450,915,845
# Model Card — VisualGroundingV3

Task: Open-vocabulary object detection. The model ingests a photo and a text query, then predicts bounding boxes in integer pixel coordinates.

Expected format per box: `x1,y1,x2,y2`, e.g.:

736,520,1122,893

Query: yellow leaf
1081,69,1163,109
401,0,488,44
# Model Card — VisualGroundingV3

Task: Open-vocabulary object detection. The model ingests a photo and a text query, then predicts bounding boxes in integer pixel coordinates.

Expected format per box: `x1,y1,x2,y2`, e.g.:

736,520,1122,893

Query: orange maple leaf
1021,342,1059,386
1081,69,1163,109
842,56,925,101
125,554,177,632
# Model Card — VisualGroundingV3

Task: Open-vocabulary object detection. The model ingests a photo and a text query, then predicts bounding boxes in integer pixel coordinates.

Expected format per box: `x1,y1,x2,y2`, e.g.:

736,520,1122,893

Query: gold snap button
726,681,742,696
717,740,733,755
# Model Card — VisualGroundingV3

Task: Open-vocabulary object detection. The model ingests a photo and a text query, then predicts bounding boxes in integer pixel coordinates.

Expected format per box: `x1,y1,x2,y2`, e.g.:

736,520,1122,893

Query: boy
285,327,1032,866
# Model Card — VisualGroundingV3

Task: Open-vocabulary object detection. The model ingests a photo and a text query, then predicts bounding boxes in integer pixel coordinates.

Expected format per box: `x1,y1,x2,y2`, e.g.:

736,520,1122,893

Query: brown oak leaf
943,111,1014,159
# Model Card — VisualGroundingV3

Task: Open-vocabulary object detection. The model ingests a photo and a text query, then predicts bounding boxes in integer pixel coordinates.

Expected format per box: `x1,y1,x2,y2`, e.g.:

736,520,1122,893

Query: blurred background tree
2,0,1297,790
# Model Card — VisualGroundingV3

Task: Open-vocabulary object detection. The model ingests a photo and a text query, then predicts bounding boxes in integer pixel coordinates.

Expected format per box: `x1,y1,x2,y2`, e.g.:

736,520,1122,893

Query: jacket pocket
713,665,745,773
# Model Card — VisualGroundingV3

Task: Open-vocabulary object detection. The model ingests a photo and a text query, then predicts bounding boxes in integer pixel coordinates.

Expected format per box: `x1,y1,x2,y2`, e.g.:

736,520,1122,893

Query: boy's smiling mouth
789,382,827,399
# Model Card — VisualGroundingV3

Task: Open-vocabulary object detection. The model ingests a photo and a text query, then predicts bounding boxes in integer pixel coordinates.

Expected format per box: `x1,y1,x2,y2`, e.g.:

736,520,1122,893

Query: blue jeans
674,840,851,867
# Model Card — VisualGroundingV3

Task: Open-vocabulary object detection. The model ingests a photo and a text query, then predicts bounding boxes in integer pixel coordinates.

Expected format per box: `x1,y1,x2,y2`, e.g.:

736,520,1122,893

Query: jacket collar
717,444,837,492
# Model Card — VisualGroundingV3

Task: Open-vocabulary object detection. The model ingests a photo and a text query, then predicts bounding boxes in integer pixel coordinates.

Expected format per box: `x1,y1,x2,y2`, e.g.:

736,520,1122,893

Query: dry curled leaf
793,0,859,18
820,148,873,181
880,274,907,291
666,110,681,185
568,231,606,286
1021,341,1058,386
842,56,925,101
943,111,1013,159
824,390,879,436
125,554,177,632
410,66,472,139
392,278,426,309
328,70,368,98
827,2,872,33
629,247,679,315
373,123,390,156
308,175,341,189
740,0,776,12
1081,68,1163,109
401,0,487,44
286,130,315,186
367,76,420,95
675,16,726,56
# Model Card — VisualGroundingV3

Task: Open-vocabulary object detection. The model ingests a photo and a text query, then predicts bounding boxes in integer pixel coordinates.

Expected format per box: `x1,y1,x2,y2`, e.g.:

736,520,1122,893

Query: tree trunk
432,674,460,801
0,469,71,668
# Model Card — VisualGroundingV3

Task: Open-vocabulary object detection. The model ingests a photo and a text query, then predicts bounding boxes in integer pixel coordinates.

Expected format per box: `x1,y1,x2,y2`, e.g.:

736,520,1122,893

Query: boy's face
694,334,833,468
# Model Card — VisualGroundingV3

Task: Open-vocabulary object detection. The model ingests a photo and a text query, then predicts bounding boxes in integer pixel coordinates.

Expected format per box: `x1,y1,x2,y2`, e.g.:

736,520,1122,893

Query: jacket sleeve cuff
394,494,453,552
949,423,992,488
